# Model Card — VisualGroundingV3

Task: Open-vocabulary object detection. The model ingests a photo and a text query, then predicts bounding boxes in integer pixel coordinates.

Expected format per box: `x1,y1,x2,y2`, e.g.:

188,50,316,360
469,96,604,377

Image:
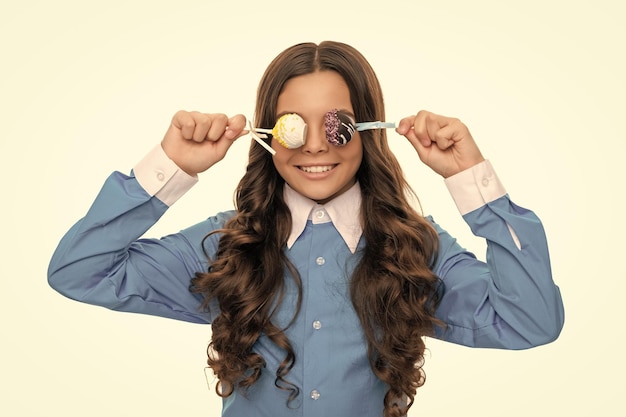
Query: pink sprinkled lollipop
324,109,357,146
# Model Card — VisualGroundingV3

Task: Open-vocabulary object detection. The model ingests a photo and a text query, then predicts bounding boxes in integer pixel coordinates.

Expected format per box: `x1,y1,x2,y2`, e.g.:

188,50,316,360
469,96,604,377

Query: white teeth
300,165,333,173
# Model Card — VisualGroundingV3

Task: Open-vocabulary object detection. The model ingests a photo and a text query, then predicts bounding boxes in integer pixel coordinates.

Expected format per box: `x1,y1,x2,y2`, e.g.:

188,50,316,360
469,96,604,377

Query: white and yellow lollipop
272,113,308,149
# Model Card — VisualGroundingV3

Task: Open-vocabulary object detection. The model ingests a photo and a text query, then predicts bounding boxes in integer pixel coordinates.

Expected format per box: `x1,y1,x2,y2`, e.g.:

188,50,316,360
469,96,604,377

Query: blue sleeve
430,195,565,349
47,171,228,324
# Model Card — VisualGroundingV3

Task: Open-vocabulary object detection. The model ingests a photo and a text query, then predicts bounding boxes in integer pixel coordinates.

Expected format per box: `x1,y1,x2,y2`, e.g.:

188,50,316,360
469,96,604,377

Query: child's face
273,70,362,204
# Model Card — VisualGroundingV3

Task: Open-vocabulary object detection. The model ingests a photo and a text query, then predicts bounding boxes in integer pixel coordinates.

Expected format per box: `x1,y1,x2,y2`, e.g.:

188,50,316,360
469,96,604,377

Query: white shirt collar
283,182,363,253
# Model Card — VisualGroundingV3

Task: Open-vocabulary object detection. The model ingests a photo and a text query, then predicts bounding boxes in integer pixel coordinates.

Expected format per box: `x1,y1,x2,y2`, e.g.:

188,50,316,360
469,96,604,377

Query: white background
1,0,624,415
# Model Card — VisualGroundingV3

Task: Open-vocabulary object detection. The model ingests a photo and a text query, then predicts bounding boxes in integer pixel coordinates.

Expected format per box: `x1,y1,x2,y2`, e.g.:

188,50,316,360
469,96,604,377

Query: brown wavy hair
190,41,444,417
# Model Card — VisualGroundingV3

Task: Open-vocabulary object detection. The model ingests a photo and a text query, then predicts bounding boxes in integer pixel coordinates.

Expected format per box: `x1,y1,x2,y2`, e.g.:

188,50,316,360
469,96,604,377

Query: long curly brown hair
190,41,444,417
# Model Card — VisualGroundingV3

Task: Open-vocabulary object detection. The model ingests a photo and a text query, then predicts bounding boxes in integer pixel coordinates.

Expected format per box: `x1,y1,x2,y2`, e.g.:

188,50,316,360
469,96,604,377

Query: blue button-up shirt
47,145,564,417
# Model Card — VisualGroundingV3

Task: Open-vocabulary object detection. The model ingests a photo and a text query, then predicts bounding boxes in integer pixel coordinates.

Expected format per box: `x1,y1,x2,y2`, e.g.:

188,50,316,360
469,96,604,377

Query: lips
298,165,336,173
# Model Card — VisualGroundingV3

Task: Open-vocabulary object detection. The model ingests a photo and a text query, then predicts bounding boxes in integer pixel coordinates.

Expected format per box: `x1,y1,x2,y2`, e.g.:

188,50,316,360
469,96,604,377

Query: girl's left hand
396,110,485,178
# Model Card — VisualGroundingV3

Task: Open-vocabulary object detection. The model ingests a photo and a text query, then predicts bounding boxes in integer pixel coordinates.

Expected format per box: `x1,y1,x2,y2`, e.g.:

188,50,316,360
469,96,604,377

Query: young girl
48,41,564,417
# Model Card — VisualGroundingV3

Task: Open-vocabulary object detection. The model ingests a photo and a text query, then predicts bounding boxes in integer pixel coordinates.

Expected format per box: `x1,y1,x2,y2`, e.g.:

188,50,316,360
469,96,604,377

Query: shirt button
481,177,490,187
156,171,165,181
316,256,325,266
312,320,322,330
310,389,321,400
315,210,325,219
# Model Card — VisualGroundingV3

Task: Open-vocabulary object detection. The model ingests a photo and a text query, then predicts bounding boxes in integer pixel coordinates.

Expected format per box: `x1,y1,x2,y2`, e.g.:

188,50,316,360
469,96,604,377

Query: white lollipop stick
248,121,276,155
355,121,396,131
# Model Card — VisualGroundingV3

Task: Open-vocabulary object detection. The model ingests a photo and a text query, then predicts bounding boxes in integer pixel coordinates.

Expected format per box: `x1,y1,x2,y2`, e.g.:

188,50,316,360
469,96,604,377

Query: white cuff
133,144,198,206
444,160,506,215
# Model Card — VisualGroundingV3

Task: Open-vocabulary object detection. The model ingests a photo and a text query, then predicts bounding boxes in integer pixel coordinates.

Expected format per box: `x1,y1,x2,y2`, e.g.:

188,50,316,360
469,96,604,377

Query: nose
301,124,329,154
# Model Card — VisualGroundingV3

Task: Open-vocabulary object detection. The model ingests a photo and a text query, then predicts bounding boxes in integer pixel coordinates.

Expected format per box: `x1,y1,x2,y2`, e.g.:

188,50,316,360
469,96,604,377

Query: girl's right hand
161,111,248,176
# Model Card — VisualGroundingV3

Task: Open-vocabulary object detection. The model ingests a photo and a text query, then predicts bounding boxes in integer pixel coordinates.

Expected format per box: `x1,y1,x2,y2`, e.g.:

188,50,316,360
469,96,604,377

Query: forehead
276,70,353,118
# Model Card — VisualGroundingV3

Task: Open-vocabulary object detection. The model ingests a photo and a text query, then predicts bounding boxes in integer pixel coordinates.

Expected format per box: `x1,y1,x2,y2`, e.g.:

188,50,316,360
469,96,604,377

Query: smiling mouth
298,165,336,173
